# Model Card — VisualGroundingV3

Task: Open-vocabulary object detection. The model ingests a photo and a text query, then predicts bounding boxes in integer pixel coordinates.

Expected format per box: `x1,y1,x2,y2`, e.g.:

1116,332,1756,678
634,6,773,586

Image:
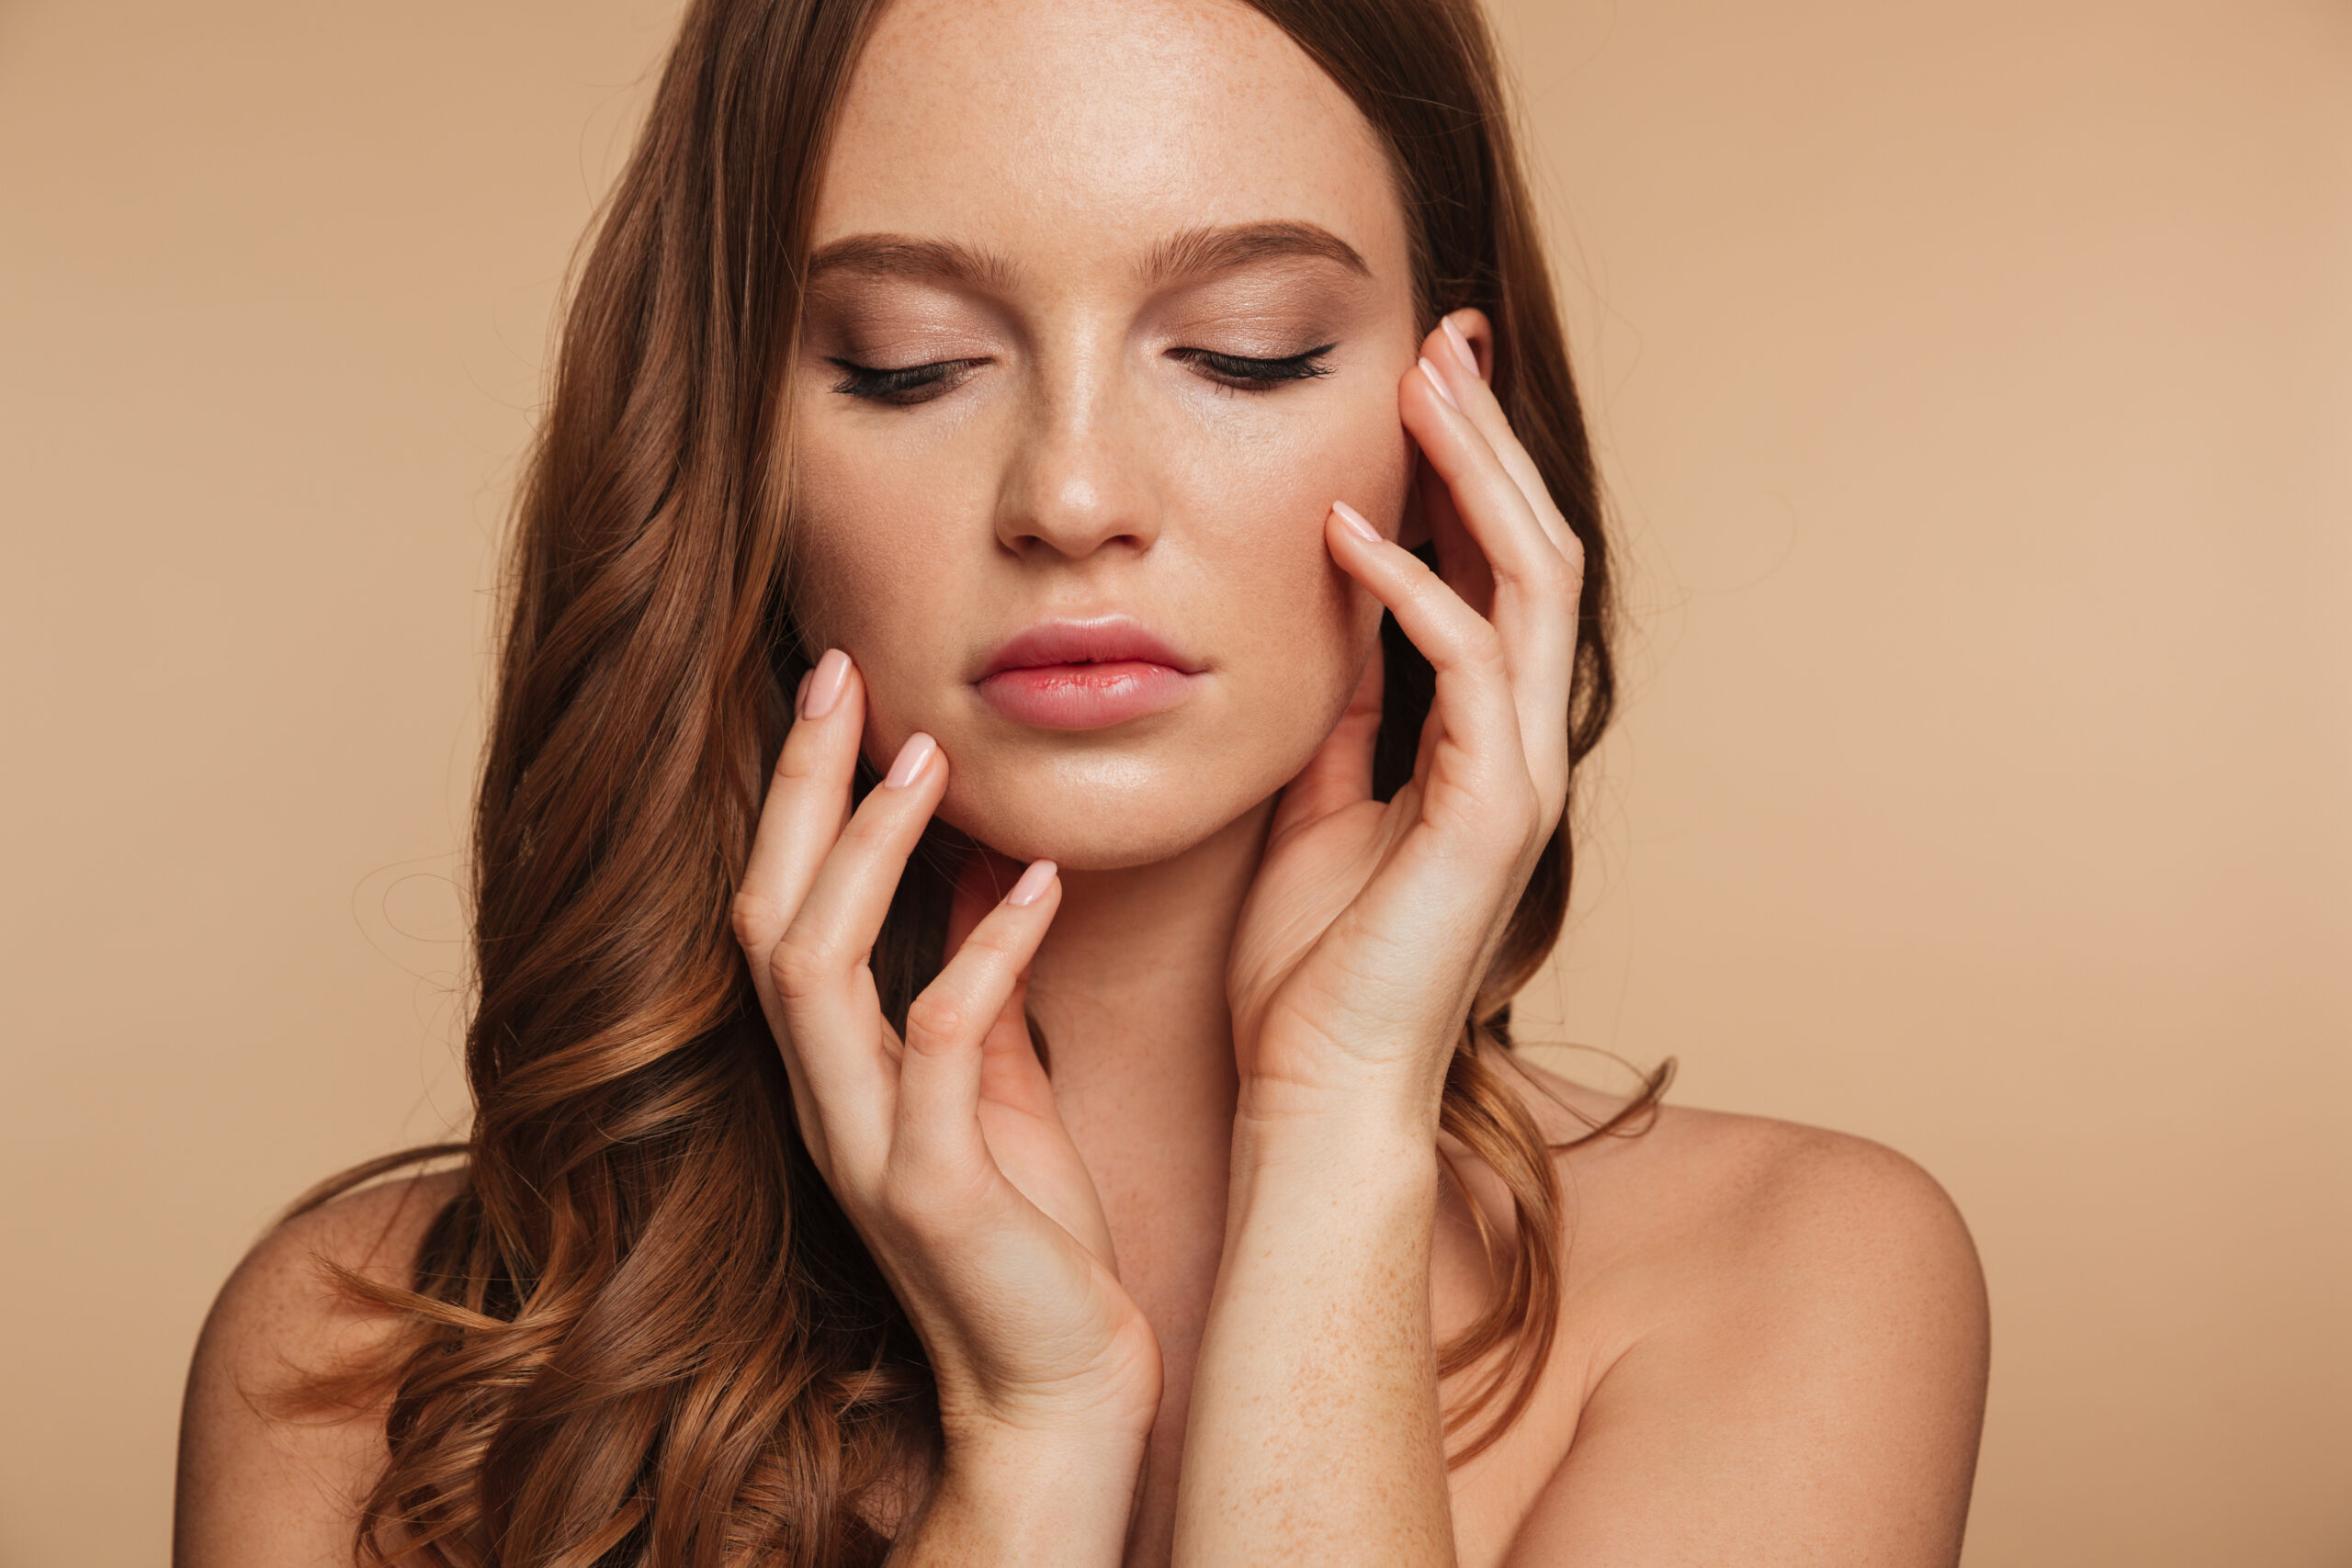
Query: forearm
1171,1117,1456,1568
888,1426,1147,1568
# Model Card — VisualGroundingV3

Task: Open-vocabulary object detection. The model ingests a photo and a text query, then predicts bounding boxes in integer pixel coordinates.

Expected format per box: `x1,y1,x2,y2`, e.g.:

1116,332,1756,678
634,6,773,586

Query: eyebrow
1140,220,1372,286
803,220,1371,293
804,235,1020,292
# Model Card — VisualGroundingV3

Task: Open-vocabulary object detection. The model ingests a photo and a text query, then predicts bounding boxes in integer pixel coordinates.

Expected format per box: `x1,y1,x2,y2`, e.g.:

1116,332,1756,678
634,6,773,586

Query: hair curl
294,1,1667,1562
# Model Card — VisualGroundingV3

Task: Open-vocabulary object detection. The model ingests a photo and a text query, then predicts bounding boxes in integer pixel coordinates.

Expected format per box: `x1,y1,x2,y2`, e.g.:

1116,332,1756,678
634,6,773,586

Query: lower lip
977,660,1196,730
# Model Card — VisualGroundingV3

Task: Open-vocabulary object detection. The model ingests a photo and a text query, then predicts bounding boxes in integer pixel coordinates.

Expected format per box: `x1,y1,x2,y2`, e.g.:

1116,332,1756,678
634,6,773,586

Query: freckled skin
788,0,1421,869
172,4,1988,1565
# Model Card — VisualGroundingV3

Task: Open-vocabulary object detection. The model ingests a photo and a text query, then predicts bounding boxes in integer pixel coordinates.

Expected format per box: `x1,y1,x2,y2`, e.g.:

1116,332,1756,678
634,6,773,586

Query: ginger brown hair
296,1,1666,1562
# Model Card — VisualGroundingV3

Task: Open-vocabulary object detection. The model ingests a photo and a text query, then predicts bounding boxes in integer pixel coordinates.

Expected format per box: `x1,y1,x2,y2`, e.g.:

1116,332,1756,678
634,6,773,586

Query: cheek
1182,379,1413,699
781,429,967,739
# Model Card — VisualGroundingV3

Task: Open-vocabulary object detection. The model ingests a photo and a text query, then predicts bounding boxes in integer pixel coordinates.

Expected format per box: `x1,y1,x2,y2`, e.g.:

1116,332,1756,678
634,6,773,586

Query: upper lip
978,615,1203,678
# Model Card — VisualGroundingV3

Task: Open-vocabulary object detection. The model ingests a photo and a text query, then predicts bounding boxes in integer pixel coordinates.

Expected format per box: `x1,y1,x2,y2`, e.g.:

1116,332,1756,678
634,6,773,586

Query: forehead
815,0,1408,283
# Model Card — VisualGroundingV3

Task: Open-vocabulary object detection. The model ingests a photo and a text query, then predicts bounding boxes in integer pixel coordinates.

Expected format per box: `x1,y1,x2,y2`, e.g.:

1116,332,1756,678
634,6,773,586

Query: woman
175,0,1990,1562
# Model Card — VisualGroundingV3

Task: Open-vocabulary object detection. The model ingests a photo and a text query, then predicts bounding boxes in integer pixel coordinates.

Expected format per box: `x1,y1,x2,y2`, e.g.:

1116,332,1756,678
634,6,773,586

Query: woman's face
790,0,1421,869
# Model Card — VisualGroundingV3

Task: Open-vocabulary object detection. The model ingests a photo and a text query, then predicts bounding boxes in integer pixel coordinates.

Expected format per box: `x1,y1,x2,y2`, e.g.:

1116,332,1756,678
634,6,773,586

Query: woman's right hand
729,649,1162,1467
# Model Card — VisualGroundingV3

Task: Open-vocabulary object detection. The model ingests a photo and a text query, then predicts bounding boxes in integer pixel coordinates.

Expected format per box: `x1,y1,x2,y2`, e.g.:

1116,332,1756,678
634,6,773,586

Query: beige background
2,0,2345,1562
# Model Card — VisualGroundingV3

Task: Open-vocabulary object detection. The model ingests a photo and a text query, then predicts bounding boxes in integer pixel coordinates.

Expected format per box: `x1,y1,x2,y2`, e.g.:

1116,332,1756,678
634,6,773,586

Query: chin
936,746,1287,872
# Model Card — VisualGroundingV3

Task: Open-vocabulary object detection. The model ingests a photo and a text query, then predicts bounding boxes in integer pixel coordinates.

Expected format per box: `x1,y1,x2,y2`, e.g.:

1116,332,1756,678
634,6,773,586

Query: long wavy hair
295,1,1667,1562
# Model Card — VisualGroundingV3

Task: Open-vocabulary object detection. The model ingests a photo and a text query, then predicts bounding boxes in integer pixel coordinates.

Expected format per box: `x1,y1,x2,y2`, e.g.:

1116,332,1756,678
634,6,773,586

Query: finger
948,846,1056,1119
730,649,864,1160
1405,347,1577,622
976,966,1053,1122
948,846,1052,1118
1401,355,1577,802
895,860,1061,1181
768,729,948,1164
1271,630,1385,837
1324,504,1524,802
946,843,1030,956
732,648,862,1012
1417,453,1493,621
1429,311,1579,561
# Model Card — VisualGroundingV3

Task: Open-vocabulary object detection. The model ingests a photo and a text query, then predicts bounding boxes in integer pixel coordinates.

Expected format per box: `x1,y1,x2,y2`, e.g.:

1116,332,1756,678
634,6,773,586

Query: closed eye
827,356,986,406
1170,344,1336,390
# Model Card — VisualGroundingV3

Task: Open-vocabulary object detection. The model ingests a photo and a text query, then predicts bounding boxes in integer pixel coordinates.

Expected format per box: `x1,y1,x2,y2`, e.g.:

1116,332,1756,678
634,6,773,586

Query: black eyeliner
1175,344,1337,387
825,355,972,403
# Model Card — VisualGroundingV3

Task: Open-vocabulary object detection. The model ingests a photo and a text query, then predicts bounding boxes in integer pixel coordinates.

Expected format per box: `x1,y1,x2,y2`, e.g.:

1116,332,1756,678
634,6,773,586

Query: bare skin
176,1,1988,1564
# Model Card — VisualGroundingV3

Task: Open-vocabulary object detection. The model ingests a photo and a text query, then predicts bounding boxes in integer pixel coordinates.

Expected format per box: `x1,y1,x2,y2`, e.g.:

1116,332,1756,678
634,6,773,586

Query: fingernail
795,669,812,714
1332,500,1382,544
802,648,850,719
1440,315,1481,378
1419,356,1460,412
883,731,936,789
1005,859,1057,908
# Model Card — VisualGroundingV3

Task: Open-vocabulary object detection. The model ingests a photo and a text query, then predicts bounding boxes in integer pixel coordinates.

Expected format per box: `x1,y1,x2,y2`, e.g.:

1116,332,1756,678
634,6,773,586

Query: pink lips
976,616,1203,730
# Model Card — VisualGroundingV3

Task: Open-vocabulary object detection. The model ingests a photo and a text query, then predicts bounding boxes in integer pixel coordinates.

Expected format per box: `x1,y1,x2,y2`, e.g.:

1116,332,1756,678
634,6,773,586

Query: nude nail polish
1332,500,1382,543
1419,356,1460,412
1005,859,1057,908
802,648,850,719
883,731,936,789
1441,315,1481,378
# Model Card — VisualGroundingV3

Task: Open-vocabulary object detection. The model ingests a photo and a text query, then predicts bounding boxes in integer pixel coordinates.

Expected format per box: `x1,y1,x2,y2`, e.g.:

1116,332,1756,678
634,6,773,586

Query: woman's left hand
1225,310,1584,1142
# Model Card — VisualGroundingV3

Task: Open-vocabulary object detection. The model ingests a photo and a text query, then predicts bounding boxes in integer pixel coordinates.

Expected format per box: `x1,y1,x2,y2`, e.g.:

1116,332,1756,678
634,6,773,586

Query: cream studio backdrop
0,0,2346,1563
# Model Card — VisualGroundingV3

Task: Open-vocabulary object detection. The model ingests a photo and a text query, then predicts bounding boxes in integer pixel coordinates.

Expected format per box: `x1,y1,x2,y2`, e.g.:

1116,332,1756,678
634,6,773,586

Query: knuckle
1498,557,1571,603
1470,774,1541,853
1462,622,1508,671
902,990,973,1050
1529,548,1578,598
768,929,833,1001
729,889,780,953
772,727,831,785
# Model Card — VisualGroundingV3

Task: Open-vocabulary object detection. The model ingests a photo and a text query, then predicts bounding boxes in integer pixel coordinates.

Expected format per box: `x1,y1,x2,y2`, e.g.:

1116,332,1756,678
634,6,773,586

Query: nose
992,351,1160,561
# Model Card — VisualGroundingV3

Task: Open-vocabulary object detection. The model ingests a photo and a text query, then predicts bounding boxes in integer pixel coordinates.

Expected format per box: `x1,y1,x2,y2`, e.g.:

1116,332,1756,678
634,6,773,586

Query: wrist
1233,1019,1456,1144
1232,1079,1442,1173
936,1397,1157,1461
929,1326,1163,1457
910,1422,1148,1566
1226,1108,1441,1230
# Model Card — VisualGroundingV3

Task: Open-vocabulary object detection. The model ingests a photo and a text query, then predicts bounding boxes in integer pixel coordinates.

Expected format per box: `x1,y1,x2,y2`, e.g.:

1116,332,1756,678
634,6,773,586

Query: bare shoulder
1504,1051,1983,1309
175,1168,466,1568
1500,1054,1990,1565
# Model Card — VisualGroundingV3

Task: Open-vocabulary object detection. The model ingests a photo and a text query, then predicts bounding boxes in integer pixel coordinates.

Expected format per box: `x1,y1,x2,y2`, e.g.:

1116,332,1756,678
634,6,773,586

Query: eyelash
826,357,980,406
824,344,1337,405
1170,344,1337,389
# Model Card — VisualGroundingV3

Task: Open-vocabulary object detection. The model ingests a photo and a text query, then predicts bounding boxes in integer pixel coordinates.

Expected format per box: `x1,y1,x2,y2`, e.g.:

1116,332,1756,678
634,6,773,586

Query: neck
1023,798,1272,1113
